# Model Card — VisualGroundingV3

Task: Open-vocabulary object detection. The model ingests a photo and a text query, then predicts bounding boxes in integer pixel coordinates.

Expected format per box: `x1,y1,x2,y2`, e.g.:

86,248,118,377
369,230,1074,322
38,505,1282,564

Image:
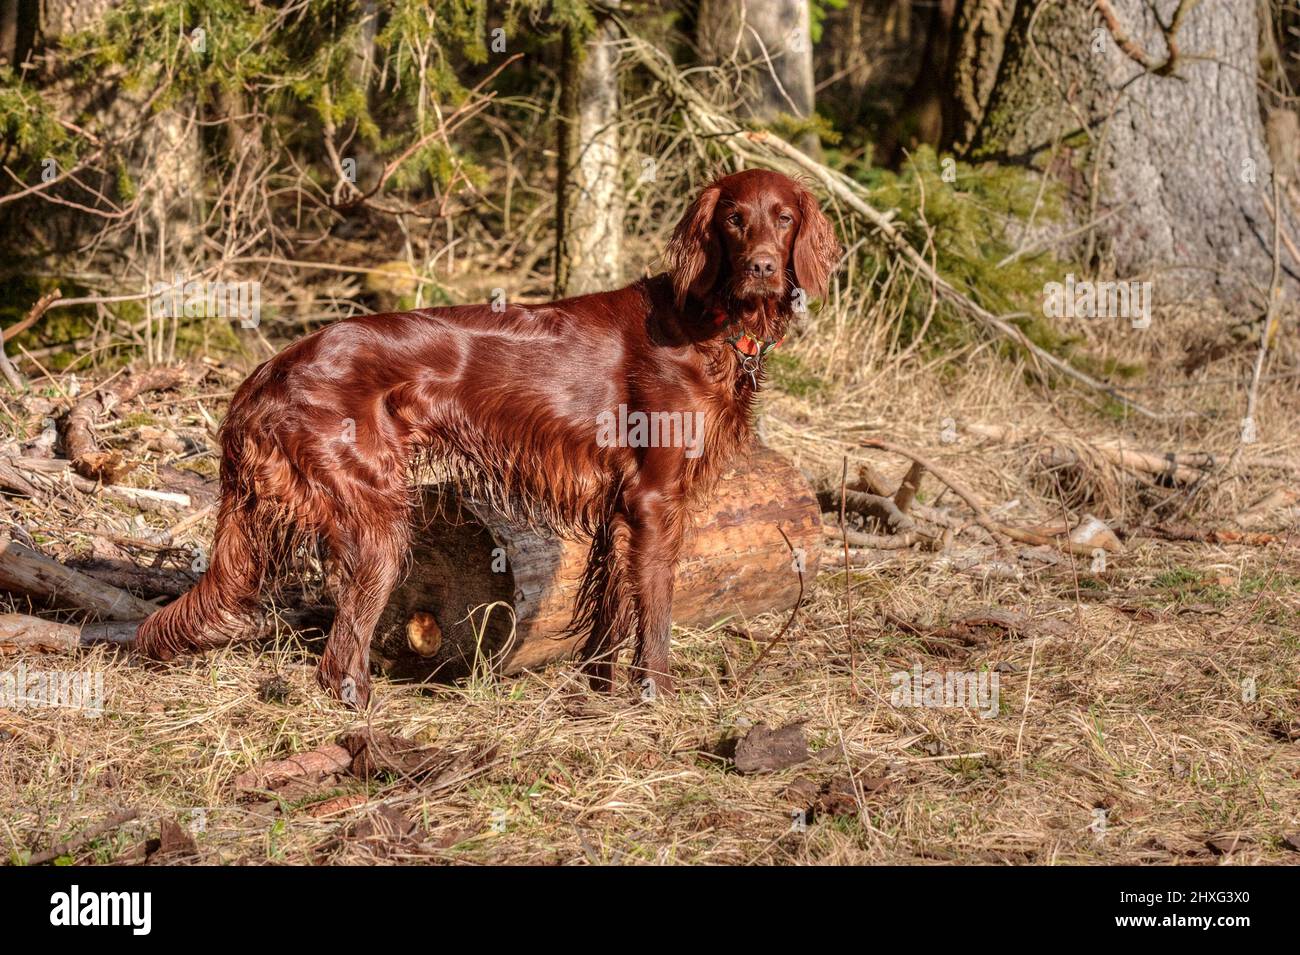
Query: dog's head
665,169,841,319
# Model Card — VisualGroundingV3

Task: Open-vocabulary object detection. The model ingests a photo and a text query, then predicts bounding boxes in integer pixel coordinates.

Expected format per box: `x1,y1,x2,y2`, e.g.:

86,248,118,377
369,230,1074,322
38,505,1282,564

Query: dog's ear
665,185,722,309
792,187,841,302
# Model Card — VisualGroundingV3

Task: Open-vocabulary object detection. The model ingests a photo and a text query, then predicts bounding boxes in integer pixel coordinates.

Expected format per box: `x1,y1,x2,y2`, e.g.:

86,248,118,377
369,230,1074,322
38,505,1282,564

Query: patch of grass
767,351,827,399
1153,567,1203,589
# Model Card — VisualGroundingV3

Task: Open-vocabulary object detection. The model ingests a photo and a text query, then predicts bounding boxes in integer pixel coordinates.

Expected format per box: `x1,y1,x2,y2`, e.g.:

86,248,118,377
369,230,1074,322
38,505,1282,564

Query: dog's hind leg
626,490,686,698
136,496,274,659
317,501,410,709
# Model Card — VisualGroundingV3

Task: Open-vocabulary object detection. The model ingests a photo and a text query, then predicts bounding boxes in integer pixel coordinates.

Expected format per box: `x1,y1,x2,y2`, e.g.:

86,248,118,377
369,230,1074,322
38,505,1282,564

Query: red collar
702,307,783,358
726,328,783,358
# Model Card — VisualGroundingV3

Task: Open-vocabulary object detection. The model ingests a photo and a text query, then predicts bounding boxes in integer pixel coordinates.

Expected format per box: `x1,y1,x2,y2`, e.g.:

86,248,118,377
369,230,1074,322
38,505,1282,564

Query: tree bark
879,0,960,165
940,0,1016,154
697,0,820,156
554,8,624,297
969,0,1296,302
0,534,158,620
20,1,202,306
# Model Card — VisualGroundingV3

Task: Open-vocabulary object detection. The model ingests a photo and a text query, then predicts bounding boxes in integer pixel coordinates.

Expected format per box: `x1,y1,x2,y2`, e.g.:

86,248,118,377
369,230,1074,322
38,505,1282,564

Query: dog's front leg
627,490,685,699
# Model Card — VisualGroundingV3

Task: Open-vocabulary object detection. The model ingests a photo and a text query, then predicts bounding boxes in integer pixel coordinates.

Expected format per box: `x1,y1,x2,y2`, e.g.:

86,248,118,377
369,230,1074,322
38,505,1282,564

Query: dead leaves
1204,832,1255,857
232,726,501,798
723,721,897,824
225,727,501,862
146,818,199,863
338,728,499,788
232,744,354,793
887,607,1070,657
733,721,810,775
787,773,891,819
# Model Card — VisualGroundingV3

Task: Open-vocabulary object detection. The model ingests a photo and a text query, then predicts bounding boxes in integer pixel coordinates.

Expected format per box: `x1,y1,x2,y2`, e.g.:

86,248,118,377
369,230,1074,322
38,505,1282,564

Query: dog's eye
726,213,743,227
778,213,794,227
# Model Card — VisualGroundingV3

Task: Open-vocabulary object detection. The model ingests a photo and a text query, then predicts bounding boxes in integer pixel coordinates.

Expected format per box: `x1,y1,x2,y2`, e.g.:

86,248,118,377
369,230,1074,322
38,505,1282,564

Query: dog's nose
745,255,778,279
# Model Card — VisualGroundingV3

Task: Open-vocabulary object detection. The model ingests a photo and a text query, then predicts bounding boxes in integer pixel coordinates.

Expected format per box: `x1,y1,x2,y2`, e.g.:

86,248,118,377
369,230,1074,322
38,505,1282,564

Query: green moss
120,411,158,428
0,69,75,175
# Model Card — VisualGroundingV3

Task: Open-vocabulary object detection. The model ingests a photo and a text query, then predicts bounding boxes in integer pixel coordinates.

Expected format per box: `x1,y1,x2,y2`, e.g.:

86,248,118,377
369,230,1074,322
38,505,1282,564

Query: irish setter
135,169,840,707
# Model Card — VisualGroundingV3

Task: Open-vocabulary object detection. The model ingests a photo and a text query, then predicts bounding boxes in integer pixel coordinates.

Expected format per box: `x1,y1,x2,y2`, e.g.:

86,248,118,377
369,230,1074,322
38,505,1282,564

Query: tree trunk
0,0,35,67
879,0,960,165
554,8,624,297
697,0,820,156
969,0,1295,302
23,1,202,317
370,445,822,683
939,0,1016,154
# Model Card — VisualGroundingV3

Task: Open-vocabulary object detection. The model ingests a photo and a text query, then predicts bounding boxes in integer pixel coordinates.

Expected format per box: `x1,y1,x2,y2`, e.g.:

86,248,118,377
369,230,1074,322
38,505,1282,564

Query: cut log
371,445,822,682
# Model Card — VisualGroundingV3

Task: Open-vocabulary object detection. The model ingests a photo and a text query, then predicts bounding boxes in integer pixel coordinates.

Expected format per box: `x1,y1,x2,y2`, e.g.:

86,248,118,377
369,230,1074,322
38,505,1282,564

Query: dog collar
725,328,783,359
723,325,783,390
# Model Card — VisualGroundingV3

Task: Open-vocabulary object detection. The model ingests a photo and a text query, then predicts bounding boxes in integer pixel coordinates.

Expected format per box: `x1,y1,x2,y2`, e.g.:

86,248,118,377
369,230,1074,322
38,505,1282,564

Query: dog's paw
317,665,372,710
636,673,675,703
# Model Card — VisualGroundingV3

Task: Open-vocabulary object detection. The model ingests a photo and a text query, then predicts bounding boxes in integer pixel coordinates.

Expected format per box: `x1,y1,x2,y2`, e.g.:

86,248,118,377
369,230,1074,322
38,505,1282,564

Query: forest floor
2,297,1299,865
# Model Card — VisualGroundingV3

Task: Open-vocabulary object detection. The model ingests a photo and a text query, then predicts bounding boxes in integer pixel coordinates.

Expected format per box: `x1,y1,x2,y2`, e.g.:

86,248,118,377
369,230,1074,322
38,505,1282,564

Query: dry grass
2,297,1299,866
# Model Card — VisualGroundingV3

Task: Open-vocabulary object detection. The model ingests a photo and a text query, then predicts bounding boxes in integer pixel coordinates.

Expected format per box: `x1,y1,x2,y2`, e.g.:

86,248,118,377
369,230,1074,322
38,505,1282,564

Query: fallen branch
967,421,1213,485
1233,488,1299,528
1126,525,1288,547
859,438,1007,544
822,524,925,550
893,461,926,513
25,810,140,866
0,457,40,496
62,364,193,484
815,484,914,532
0,613,139,652
887,608,1070,654
0,534,157,620
6,456,190,513
860,438,1107,558
0,339,23,391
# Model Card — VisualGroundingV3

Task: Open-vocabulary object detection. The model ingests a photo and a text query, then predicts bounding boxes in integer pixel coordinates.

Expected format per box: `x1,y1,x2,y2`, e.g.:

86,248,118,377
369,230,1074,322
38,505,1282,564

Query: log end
405,611,442,657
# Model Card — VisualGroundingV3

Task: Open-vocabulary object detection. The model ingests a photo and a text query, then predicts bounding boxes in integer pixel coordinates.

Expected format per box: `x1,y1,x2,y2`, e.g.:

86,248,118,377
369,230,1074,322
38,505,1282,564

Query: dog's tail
135,388,298,660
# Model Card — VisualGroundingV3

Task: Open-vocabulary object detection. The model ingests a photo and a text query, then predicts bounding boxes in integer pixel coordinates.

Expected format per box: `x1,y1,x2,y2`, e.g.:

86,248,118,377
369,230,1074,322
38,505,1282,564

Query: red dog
136,169,839,707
